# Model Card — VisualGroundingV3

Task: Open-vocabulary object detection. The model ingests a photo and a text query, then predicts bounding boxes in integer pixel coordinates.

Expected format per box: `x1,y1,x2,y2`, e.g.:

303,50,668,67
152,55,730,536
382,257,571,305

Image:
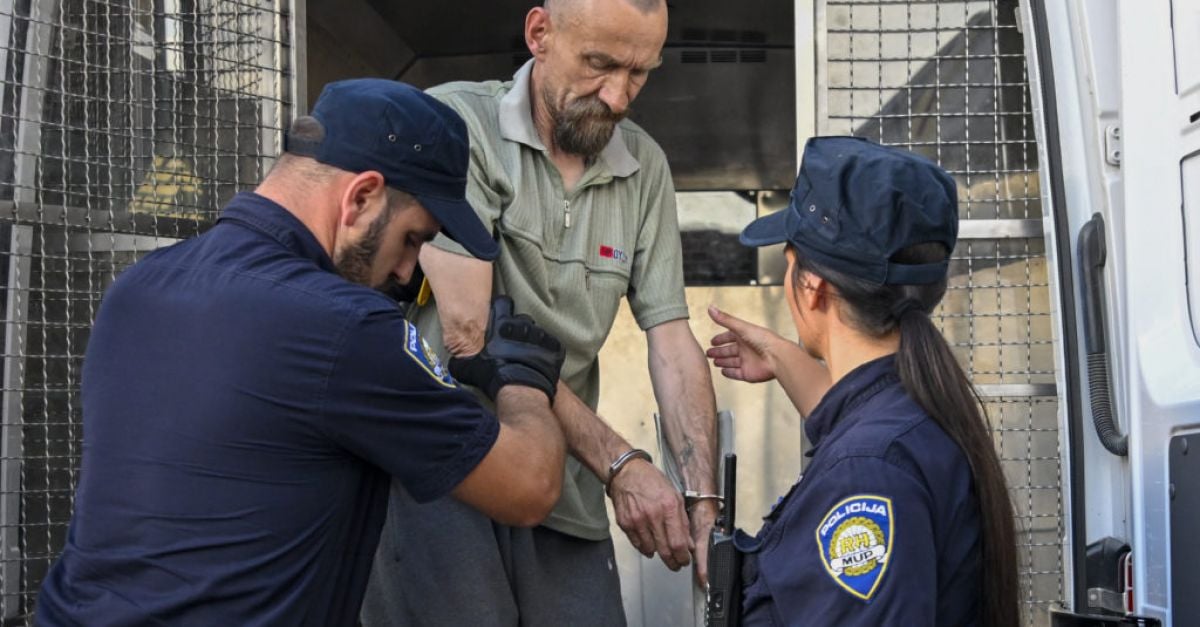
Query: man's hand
609,458,693,571
687,499,720,587
449,296,565,402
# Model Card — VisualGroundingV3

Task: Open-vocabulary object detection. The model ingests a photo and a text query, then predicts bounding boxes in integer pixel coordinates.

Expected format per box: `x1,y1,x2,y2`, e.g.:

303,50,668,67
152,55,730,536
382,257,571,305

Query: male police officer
364,0,720,625
36,80,568,626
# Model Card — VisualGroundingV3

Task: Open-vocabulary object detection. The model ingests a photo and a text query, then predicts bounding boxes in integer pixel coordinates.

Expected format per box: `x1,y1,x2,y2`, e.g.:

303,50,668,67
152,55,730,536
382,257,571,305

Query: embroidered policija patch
815,495,894,602
402,320,456,389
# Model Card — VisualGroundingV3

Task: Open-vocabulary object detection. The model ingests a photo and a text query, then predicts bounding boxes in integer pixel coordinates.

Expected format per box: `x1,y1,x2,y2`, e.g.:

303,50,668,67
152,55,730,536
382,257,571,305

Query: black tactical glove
449,296,566,403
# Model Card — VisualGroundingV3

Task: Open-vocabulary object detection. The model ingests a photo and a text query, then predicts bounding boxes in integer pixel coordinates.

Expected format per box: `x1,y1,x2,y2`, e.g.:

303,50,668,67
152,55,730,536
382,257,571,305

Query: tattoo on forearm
679,437,695,468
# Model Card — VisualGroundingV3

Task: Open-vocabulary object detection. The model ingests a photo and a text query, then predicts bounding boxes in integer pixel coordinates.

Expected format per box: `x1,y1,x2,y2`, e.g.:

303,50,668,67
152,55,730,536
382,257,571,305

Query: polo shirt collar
500,59,640,178
803,354,899,449
217,192,337,273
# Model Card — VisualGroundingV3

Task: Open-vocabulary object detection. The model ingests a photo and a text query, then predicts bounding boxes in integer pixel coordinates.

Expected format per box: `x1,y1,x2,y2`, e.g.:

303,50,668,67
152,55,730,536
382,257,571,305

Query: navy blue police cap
741,136,958,285
285,78,499,261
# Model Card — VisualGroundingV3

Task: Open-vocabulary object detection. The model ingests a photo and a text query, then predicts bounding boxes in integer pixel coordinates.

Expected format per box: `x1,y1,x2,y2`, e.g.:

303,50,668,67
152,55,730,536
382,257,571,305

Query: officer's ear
797,273,829,313
338,171,387,228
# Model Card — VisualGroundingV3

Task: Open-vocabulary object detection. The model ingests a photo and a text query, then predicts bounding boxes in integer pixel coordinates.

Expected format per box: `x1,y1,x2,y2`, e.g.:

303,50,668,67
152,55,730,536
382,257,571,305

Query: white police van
1025,2,1199,625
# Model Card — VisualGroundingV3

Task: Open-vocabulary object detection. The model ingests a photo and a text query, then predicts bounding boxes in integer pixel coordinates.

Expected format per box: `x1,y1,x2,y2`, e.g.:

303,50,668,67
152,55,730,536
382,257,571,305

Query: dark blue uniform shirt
739,355,982,626
37,193,498,626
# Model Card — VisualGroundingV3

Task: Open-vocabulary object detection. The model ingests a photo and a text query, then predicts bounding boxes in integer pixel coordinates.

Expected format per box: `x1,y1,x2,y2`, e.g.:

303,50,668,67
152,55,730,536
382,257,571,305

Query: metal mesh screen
0,0,293,619
822,1,1062,624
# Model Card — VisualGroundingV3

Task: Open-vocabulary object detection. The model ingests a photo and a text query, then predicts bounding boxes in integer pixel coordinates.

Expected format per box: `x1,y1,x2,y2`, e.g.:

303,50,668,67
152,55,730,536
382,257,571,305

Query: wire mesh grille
822,1,1061,625
0,0,292,619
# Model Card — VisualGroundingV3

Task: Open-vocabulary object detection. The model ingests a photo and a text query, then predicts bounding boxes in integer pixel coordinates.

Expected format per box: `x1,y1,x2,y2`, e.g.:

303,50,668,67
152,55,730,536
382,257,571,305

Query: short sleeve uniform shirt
36,193,498,626
738,355,983,626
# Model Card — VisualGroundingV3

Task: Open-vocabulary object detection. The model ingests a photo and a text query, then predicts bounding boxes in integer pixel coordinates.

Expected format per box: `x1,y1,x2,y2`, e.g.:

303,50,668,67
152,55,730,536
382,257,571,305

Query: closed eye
584,52,620,71
582,52,663,74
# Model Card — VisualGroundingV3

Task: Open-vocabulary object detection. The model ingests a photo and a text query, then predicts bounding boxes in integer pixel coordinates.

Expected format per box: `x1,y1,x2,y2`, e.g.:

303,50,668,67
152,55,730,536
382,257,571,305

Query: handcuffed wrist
605,448,653,494
683,491,723,511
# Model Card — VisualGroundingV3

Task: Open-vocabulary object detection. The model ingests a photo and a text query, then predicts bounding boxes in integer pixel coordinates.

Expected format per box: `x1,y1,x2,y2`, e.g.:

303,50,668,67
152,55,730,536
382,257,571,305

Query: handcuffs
605,447,725,511
683,490,724,512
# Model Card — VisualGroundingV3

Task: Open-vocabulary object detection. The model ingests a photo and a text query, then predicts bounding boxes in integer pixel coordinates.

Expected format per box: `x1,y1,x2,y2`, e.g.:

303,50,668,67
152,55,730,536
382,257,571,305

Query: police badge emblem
402,320,456,388
815,495,893,601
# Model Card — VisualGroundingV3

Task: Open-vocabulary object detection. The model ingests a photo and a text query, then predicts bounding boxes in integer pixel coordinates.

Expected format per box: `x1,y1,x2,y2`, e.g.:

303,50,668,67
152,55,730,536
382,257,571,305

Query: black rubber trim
1028,0,1090,613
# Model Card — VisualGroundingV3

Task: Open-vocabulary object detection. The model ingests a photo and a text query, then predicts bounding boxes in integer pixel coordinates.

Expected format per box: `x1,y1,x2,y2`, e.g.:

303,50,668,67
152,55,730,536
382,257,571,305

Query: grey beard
549,94,626,158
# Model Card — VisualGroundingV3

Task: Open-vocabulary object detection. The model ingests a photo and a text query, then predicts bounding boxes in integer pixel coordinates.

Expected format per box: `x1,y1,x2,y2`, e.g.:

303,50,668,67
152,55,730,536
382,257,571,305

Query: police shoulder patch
401,320,456,389
815,494,893,602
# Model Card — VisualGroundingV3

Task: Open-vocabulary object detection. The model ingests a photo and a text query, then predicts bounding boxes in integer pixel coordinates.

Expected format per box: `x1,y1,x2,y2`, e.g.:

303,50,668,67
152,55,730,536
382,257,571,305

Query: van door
1025,1,1200,624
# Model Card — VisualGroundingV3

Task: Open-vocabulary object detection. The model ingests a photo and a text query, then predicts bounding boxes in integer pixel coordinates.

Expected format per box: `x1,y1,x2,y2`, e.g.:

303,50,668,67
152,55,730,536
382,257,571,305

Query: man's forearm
421,244,493,357
489,337,718,496
653,377,717,494
496,386,566,470
453,386,565,526
551,381,636,482
647,322,717,494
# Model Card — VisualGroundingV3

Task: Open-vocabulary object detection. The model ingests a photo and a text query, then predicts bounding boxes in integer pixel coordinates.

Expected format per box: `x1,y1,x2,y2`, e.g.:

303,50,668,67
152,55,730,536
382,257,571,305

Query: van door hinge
1104,125,1122,166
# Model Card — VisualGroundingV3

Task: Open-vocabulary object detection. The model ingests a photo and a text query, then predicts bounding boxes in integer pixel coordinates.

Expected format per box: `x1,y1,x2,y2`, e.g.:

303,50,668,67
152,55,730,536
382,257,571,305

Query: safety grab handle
1077,214,1127,456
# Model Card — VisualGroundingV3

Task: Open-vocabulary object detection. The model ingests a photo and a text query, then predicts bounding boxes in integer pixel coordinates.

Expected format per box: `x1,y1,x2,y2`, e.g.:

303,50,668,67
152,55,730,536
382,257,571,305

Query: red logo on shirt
599,245,628,263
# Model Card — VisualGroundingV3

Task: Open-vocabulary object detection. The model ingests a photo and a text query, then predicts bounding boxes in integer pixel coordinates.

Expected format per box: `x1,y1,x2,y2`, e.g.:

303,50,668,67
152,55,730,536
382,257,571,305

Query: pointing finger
707,306,757,336
710,330,740,347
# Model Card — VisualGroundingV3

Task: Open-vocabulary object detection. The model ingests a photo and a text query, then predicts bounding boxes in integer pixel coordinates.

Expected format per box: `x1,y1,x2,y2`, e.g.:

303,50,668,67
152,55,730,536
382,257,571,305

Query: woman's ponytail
894,307,1019,627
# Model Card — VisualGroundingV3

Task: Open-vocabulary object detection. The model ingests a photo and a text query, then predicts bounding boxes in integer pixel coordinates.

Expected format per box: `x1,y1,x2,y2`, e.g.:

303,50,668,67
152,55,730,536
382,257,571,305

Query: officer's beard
546,90,626,158
334,210,394,291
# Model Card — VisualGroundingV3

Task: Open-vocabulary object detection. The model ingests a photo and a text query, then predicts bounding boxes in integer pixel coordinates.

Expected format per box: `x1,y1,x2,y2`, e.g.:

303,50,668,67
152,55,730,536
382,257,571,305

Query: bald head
545,0,666,20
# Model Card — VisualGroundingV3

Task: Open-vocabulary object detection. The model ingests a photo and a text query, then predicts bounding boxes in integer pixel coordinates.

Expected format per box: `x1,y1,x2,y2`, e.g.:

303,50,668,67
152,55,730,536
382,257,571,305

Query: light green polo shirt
412,61,689,540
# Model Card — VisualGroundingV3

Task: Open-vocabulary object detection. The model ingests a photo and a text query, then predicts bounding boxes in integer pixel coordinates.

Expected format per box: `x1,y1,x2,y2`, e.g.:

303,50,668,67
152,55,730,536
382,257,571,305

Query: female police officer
706,137,1018,626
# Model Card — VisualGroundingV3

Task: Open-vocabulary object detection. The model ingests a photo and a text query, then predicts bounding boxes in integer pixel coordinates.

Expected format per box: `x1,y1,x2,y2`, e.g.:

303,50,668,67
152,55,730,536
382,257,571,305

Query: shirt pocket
581,264,630,331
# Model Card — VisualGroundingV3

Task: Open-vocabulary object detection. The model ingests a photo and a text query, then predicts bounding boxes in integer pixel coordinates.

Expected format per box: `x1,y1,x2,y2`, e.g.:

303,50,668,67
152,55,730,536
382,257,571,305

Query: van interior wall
305,0,416,107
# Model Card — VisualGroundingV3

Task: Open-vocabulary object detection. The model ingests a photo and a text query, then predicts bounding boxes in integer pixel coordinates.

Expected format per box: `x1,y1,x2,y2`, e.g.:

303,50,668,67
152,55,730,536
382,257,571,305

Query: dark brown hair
791,242,1019,627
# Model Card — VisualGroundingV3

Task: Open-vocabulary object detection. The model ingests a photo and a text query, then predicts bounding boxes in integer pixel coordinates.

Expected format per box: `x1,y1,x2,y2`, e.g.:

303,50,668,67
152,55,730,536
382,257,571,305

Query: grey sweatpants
361,483,627,627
